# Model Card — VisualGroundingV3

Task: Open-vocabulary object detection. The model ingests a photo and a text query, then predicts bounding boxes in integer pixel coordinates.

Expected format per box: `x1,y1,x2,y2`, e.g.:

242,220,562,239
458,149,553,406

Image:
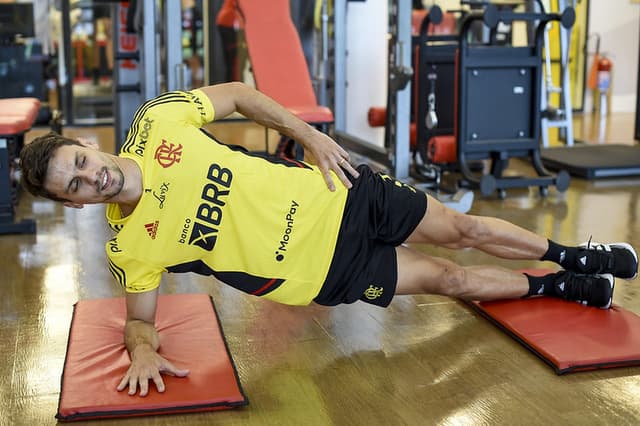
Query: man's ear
77,137,100,150
63,201,84,209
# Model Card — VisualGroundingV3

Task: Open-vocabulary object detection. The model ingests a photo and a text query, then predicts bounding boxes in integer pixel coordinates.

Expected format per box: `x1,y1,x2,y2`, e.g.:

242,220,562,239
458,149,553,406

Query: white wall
588,0,639,113
344,1,387,146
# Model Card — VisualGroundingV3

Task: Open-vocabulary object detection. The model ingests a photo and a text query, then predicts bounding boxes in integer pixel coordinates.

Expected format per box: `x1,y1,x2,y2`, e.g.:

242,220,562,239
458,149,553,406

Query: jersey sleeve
119,89,215,157
147,89,215,125
106,239,163,293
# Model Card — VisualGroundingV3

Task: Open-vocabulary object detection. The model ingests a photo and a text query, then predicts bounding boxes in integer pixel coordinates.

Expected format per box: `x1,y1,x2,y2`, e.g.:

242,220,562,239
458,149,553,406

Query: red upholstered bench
286,105,334,125
237,0,333,159
0,97,40,136
0,97,40,234
237,0,333,126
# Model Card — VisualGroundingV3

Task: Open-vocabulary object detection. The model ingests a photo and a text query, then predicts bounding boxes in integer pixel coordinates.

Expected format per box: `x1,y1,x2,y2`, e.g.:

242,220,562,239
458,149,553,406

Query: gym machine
636,20,640,142
412,5,460,183
539,0,575,148
0,98,39,235
454,4,572,198
333,0,473,213
0,4,44,235
112,0,185,151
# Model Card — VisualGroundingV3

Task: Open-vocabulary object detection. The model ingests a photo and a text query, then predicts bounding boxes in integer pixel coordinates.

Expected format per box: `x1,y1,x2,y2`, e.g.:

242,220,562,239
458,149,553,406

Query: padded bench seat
237,0,334,127
0,97,40,235
286,105,334,124
0,97,41,135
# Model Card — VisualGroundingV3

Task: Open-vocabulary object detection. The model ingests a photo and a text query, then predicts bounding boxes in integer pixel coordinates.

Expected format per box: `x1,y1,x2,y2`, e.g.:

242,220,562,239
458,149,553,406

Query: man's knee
438,266,469,298
454,214,489,248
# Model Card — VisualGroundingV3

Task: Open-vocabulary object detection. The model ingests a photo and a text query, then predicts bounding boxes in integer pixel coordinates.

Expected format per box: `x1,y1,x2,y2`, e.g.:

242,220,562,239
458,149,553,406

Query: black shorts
314,165,428,308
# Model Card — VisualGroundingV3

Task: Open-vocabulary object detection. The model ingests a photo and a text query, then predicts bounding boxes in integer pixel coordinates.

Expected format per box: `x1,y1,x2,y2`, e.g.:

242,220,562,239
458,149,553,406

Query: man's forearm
231,83,317,144
124,319,160,354
199,82,356,191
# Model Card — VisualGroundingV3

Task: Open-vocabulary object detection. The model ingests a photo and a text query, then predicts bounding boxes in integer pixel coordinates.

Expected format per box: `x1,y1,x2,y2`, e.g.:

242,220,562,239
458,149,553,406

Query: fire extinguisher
587,34,601,91
596,55,612,116
587,34,612,115
597,56,612,93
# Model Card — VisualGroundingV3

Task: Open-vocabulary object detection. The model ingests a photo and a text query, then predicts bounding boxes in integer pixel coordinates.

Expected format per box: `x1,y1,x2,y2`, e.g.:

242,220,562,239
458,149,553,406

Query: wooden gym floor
2,112,640,425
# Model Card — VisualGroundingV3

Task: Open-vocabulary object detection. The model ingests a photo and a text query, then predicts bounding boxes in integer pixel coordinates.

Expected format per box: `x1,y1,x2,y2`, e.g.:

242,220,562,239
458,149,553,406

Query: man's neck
116,157,143,217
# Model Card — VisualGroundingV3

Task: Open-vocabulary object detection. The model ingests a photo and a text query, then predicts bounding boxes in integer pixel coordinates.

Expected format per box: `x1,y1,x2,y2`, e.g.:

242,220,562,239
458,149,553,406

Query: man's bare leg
394,245,528,301
405,194,548,260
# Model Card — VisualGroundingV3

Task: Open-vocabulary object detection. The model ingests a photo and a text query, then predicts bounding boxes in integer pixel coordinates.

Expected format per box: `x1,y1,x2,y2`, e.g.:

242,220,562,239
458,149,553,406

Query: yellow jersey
106,89,347,305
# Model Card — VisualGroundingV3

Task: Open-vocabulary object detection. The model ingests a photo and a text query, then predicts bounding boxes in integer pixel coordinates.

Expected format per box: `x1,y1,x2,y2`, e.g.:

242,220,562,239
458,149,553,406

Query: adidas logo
558,281,565,292
559,250,566,263
580,255,587,266
537,285,544,295
144,221,159,239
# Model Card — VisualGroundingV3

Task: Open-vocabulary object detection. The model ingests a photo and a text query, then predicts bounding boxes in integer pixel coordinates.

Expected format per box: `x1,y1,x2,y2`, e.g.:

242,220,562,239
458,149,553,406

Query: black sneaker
553,271,614,309
574,241,638,280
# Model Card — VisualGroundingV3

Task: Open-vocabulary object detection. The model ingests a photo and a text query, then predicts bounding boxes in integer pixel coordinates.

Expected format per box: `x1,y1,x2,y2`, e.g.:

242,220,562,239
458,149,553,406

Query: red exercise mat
56,294,248,421
470,270,640,374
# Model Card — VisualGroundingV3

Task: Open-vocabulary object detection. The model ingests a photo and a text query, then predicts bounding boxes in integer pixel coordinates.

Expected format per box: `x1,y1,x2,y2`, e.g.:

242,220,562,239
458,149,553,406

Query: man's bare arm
123,289,160,353
117,289,189,396
199,82,360,191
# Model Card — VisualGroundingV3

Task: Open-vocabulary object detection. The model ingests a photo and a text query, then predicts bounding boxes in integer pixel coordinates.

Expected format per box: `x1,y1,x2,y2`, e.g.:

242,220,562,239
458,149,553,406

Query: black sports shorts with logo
314,164,428,308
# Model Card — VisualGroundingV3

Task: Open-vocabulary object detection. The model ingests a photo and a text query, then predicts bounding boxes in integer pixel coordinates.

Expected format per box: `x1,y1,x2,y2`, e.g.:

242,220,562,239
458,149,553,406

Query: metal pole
60,0,73,125
333,0,347,131
559,0,574,146
391,0,412,179
141,0,158,99
317,0,329,107
165,0,183,91
113,2,142,151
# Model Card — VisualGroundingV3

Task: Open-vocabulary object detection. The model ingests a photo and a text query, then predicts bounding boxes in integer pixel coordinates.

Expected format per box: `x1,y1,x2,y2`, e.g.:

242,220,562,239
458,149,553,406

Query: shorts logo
144,221,159,239
364,285,384,300
154,139,183,168
379,173,417,193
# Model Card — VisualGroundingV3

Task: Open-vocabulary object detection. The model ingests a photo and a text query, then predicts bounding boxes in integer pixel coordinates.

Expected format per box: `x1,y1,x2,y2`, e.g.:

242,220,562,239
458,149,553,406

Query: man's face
45,144,125,207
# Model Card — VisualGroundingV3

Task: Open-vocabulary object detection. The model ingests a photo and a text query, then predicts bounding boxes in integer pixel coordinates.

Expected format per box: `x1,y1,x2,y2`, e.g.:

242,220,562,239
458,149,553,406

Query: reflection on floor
2,113,640,425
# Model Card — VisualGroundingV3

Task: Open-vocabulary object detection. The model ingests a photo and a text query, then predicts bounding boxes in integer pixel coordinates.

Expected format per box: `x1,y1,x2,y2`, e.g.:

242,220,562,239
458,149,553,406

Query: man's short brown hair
20,132,82,202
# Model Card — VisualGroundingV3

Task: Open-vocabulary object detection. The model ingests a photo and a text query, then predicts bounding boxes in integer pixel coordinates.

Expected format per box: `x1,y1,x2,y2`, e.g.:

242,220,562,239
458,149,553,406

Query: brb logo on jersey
179,163,232,251
154,139,183,168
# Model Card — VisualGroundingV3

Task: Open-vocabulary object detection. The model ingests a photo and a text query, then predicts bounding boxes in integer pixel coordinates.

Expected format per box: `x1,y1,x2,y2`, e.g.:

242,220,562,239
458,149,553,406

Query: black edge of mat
466,301,640,375
56,401,249,422
557,358,640,374
55,296,249,422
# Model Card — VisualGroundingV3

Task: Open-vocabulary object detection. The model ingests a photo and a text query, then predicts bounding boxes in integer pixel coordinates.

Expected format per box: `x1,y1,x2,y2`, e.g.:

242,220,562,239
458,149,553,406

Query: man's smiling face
45,144,125,207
